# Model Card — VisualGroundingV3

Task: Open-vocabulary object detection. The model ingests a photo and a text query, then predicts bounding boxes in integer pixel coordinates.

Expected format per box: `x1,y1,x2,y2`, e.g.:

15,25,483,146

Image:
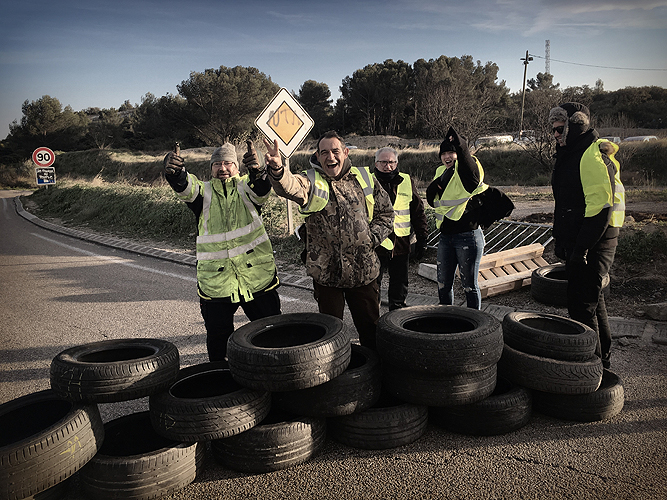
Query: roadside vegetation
16,140,667,270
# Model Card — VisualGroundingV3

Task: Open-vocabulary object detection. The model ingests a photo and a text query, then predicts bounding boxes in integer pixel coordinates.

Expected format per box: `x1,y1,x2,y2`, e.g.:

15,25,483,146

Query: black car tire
382,363,497,407
79,411,204,500
0,390,104,500
430,378,532,435
532,369,624,421
502,311,598,361
149,362,271,441
328,393,428,450
227,313,351,392
50,338,180,403
211,410,326,473
376,305,503,374
272,344,381,417
498,344,603,394
531,263,610,307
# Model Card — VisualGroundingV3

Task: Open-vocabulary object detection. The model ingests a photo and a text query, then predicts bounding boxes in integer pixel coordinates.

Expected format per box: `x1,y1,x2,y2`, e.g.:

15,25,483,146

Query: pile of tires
531,263,610,307
1,337,194,500
376,306,503,407
499,312,623,422
217,313,364,471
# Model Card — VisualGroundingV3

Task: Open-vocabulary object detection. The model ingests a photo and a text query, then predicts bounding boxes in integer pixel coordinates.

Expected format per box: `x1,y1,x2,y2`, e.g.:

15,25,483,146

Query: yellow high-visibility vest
580,139,625,228
177,173,276,303
432,157,488,228
377,172,412,250
299,166,376,221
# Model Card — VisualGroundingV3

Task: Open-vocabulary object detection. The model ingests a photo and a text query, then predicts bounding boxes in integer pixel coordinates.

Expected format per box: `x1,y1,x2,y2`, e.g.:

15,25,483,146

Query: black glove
163,151,184,175
446,126,467,149
243,140,260,170
414,240,427,261
569,248,588,268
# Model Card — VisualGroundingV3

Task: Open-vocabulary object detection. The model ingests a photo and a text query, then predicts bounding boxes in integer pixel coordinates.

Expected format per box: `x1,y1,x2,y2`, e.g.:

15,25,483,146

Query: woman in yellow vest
426,127,488,309
549,102,625,369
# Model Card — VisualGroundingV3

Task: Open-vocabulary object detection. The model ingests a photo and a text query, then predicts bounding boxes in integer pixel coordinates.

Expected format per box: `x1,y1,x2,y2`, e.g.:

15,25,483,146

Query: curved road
1,190,666,500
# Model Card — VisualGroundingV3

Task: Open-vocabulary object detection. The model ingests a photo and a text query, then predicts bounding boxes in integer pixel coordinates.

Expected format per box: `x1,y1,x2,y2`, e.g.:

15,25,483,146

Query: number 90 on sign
32,147,56,167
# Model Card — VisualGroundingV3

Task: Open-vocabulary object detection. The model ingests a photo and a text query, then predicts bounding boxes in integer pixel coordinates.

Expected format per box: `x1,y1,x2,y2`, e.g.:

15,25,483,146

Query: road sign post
32,147,56,187
255,88,315,234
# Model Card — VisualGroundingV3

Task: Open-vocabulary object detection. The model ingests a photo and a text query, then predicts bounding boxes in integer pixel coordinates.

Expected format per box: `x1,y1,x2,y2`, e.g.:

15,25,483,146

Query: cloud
400,0,667,35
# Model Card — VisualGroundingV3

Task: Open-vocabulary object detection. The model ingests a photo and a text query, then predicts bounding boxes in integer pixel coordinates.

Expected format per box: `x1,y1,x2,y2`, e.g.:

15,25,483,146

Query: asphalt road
1,190,666,500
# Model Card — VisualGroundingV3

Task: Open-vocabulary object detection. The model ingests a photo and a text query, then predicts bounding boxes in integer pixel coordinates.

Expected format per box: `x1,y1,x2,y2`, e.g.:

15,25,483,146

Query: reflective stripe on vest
378,173,412,250
193,175,276,302
299,166,375,221
580,139,625,228
432,157,488,226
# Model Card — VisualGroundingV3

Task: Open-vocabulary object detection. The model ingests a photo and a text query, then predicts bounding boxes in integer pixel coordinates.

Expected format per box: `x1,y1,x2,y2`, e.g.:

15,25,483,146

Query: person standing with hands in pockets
263,131,394,350
163,141,281,362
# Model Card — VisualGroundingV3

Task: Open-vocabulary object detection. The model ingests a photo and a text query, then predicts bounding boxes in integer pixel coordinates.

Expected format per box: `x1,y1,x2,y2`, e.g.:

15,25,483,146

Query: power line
529,54,667,72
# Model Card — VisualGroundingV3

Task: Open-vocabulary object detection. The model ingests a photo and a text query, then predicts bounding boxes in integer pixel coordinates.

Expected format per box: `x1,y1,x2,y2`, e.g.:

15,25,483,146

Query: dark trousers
566,234,618,365
378,252,410,310
199,289,281,362
313,280,380,349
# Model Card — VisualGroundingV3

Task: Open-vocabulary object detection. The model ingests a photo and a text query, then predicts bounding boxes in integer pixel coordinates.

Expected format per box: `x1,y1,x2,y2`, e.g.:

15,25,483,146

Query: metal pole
285,157,294,235
519,50,533,140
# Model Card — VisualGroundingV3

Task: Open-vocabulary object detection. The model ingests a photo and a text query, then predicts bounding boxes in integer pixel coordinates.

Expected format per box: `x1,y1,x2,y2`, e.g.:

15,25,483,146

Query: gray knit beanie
210,143,238,167
548,102,591,146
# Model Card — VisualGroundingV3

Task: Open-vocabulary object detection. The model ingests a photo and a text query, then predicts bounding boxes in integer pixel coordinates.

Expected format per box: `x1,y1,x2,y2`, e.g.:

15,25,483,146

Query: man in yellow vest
263,131,393,349
549,102,625,369
163,142,281,362
373,146,428,310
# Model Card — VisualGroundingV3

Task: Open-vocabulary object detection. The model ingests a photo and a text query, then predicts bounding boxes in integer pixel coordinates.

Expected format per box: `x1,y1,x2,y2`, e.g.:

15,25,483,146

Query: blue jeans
437,228,485,309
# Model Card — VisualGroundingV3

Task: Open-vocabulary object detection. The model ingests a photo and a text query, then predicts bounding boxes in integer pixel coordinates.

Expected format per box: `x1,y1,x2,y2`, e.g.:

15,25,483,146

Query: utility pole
519,50,533,140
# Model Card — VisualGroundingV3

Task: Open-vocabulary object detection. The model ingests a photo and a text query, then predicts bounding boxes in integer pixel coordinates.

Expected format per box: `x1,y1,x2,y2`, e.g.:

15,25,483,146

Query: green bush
27,182,197,246
616,229,667,264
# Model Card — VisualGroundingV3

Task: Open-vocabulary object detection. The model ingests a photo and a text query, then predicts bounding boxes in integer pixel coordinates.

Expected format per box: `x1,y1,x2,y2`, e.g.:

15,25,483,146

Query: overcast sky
1,0,666,138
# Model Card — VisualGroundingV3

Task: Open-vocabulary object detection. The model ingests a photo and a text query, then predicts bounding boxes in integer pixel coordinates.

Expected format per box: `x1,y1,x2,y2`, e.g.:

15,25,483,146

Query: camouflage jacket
270,156,394,288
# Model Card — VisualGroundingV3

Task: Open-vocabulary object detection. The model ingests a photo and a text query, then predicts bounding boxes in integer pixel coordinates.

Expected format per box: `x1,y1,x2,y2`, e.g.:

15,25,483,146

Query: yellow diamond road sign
255,88,314,158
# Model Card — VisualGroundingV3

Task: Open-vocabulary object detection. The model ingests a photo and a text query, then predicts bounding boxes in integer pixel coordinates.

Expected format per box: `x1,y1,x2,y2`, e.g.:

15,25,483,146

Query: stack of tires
224,313,428,453
499,312,624,421
376,305,532,436
1,337,200,500
213,312,358,472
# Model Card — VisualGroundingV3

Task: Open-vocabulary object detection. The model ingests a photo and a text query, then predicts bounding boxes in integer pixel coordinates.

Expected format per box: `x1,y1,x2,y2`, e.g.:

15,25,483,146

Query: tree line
2,55,666,162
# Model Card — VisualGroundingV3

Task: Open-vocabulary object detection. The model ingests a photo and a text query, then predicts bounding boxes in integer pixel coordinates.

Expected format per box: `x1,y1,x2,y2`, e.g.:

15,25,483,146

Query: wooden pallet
417,243,549,298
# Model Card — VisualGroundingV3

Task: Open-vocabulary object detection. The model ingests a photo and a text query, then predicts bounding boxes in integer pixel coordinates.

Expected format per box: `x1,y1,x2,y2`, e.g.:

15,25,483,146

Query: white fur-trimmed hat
548,102,591,146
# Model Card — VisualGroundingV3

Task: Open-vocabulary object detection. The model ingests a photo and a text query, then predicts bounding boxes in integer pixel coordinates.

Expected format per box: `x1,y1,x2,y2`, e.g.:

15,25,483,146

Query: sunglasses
552,125,565,135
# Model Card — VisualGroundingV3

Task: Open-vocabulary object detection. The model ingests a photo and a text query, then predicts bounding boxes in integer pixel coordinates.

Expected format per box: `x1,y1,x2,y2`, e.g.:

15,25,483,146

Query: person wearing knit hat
549,102,626,369
426,126,489,309
163,141,281,362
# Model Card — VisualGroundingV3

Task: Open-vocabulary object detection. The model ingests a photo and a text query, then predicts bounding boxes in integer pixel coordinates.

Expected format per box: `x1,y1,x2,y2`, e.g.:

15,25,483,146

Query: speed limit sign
32,147,55,167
